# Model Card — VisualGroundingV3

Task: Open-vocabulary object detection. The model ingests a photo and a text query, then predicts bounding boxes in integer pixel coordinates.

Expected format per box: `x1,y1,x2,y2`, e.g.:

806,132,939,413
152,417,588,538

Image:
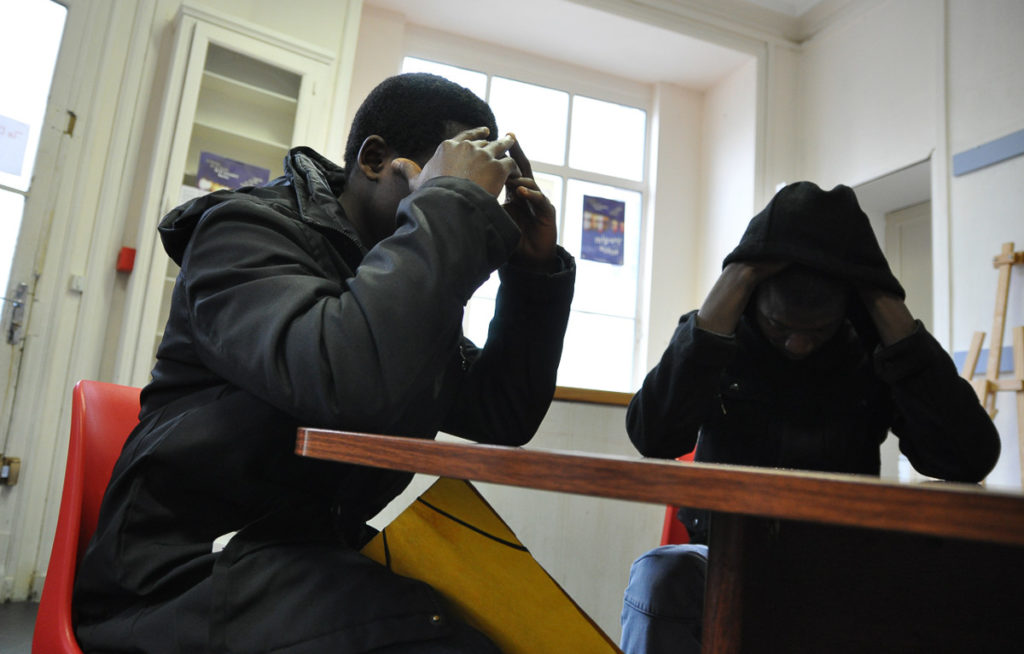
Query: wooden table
296,428,1024,653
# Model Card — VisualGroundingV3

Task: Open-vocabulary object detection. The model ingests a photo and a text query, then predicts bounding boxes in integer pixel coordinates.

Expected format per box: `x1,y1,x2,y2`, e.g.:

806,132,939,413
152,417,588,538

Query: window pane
0,0,67,191
463,296,494,348
557,312,635,393
402,57,488,100
533,172,564,232
467,172,564,309
0,191,25,298
497,171,563,226
568,96,646,181
488,77,568,166
563,180,641,318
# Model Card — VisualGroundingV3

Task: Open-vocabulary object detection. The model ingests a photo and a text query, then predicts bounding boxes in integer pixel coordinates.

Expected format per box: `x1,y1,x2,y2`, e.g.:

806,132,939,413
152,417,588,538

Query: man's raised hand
391,127,519,197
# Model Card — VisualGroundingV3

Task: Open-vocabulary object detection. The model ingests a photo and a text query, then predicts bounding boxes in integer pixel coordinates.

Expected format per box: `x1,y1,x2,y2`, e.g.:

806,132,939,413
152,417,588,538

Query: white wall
946,0,1024,489
761,42,800,197
700,57,759,294
641,82,704,372
342,6,406,152
790,0,1024,488
796,0,939,187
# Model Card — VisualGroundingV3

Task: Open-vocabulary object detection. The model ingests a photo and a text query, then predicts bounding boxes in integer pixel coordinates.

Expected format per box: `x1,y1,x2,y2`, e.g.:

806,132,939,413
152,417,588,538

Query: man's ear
355,135,391,181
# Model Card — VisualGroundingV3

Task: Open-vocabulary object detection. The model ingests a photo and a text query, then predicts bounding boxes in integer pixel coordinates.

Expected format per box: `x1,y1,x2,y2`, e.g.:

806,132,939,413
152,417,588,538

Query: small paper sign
581,195,625,266
0,115,31,176
197,151,270,191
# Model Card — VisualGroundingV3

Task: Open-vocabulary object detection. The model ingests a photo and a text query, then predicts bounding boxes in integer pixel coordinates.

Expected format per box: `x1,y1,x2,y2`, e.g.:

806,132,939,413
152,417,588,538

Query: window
0,0,67,298
402,57,648,393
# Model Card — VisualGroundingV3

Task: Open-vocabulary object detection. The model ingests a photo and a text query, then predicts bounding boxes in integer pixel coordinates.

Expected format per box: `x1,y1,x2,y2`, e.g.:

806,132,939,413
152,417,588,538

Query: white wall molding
932,0,953,349
180,3,336,63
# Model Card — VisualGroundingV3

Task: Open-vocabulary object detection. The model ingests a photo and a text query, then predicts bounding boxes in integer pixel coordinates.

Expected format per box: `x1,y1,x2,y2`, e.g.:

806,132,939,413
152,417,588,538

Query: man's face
754,279,847,360
363,121,475,247
364,157,422,245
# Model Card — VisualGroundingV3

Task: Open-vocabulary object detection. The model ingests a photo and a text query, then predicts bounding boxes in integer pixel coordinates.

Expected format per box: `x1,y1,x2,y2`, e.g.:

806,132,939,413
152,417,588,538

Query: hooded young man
619,181,999,654
74,73,575,653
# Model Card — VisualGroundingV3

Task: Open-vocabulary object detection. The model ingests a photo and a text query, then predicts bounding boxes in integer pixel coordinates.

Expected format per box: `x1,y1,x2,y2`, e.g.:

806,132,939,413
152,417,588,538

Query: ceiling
744,0,826,16
363,0,823,90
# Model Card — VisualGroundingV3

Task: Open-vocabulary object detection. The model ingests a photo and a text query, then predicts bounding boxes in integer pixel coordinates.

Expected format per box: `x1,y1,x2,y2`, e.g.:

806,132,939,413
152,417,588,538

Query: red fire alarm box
116,247,136,272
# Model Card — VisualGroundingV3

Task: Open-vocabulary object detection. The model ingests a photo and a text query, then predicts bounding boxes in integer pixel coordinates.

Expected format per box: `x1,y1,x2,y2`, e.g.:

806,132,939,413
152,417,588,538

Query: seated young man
620,181,1000,654
74,73,575,653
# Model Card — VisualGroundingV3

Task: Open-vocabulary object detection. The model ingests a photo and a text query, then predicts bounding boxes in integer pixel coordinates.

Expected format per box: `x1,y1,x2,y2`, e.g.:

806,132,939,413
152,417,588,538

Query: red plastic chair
659,450,696,546
33,380,141,653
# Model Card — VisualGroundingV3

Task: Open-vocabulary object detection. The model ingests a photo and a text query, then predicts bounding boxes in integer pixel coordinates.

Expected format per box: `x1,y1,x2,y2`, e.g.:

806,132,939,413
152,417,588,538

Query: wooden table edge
296,428,1024,547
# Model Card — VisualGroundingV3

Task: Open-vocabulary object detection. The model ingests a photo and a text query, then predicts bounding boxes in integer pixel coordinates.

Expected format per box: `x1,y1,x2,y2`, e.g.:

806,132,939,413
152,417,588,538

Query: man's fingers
486,132,517,158
454,126,491,141
507,135,533,179
391,157,422,181
503,157,521,179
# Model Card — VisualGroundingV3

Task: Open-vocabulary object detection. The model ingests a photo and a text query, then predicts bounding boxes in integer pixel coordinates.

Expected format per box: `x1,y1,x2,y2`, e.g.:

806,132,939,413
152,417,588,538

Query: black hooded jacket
73,147,575,650
627,182,999,542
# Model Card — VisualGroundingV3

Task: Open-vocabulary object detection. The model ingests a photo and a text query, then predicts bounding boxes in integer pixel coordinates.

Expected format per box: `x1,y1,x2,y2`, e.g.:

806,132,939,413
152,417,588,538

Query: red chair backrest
33,380,141,654
660,450,696,546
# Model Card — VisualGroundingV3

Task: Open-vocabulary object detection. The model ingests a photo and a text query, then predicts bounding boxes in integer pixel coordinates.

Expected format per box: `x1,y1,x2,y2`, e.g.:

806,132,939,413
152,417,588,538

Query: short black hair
343,72,498,171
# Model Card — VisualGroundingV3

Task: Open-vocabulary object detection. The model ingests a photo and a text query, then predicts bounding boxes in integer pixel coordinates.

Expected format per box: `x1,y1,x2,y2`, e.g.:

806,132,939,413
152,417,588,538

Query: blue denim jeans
620,544,708,654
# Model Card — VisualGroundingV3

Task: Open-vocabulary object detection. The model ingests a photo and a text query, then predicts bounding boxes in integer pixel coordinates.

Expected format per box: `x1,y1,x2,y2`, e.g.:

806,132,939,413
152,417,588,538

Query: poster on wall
580,195,625,266
0,115,30,176
197,151,270,191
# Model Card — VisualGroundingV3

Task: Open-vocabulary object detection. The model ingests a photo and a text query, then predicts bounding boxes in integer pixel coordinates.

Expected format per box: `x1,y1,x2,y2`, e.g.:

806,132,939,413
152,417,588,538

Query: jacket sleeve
874,323,1000,483
440,250,575,446
626,311,737,458
180,177,522,431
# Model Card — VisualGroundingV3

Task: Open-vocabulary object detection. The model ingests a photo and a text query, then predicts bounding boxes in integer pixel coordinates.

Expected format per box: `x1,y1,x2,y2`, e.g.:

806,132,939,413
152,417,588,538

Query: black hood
158,147,357,265
723,181,905,298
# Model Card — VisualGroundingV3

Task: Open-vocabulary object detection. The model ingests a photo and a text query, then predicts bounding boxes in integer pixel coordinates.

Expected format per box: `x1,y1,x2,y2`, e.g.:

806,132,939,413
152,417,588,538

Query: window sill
553,386,632,407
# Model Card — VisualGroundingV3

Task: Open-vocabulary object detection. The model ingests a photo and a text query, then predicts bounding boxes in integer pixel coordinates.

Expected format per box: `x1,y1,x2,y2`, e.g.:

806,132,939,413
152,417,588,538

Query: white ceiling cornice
364,0,877,89
581,0,868,44
568,0,799,49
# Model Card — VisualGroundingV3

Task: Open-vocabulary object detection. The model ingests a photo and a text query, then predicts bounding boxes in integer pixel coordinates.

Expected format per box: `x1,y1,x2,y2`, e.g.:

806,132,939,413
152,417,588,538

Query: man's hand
859,288,916,346
503,136,559,273
391,127,519,197
697,261,788,335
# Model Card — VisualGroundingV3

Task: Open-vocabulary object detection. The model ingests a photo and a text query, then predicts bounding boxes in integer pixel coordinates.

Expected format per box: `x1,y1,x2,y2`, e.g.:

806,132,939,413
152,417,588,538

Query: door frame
0,0,160,600
853,157,933,483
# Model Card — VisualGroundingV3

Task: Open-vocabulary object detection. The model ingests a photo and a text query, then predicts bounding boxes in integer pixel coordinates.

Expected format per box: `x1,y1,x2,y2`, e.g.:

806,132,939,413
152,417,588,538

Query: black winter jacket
627,182,999,543
74,147,575,650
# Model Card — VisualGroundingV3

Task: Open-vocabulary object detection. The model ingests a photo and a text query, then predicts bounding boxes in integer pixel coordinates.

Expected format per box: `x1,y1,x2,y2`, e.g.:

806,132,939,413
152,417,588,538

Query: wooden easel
960,242,1024,484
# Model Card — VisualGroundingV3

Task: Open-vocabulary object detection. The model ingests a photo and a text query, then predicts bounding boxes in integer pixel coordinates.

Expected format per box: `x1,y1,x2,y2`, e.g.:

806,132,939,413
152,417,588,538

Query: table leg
702,513,748,654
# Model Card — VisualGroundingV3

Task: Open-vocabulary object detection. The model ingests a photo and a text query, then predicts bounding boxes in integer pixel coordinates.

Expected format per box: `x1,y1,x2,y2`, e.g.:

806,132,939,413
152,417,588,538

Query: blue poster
580,195,625,266
197,151,270,191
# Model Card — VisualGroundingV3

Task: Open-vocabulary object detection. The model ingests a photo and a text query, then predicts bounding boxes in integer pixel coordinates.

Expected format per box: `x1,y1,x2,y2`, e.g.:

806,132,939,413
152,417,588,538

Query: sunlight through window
401,56,648,392
0,0,67,297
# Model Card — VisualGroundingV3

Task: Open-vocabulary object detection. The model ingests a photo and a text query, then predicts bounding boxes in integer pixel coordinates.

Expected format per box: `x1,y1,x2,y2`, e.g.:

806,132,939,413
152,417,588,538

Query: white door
0,0,104,600
885,201,934,328
882,200,933,482
0,2,70,481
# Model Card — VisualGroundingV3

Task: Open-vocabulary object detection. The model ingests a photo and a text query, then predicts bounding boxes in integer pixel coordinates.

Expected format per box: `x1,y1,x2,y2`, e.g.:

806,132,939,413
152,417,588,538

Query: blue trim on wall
953,346,1016,375
952,128,1024,176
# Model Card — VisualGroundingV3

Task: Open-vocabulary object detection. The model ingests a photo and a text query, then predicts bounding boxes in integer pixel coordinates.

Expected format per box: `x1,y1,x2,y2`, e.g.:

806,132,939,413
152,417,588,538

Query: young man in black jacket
620,181,999,654
74,73,575,653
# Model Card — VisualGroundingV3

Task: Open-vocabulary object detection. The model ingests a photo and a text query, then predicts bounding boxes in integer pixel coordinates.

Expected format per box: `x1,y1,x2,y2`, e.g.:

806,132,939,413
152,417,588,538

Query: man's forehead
758,294,846,328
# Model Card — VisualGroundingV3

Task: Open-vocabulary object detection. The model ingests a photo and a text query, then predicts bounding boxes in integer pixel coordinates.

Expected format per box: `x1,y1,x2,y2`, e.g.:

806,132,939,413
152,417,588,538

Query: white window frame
402,26,653,397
